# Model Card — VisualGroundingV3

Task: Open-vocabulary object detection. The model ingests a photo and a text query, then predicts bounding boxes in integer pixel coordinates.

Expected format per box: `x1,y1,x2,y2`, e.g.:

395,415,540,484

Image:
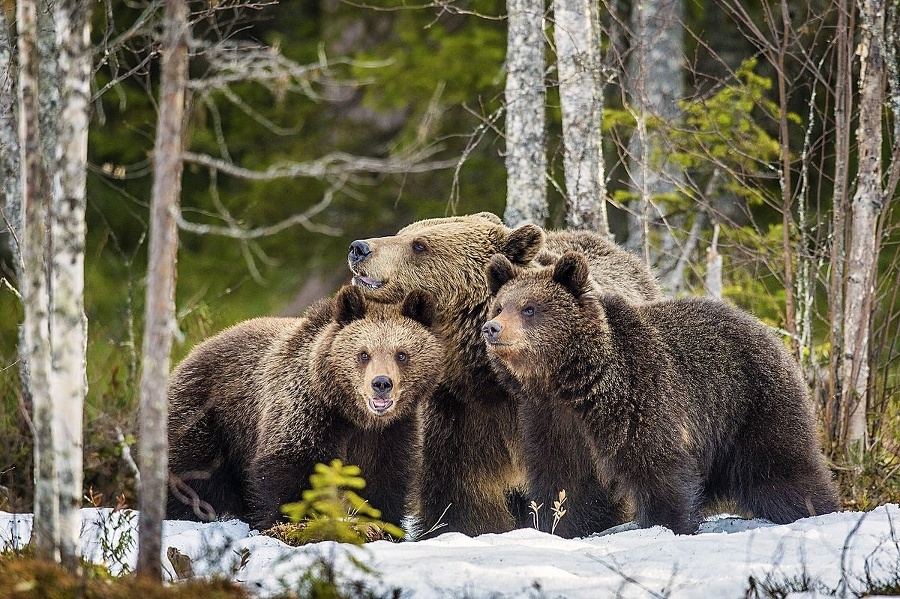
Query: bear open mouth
369,397,394,414
351,270,386,290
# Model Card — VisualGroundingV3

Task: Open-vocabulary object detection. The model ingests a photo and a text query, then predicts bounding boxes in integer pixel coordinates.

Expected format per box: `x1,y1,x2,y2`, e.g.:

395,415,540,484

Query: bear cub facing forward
483,252,839,534
167,286,442,531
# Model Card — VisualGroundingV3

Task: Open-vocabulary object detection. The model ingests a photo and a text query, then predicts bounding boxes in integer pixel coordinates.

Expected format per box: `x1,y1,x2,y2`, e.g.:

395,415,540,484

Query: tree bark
49,0,93,570
137,0,188,579
553,0,609,234
624,0,684,261
17,0,59,563
503,0,548,226
0,9,22,269
841,0,885,454
826,0,854,453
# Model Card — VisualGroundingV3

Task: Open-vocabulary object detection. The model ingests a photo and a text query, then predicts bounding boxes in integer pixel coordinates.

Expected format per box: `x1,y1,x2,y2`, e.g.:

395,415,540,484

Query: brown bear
482,251,840,535
166,285,443,531
346,212,660,537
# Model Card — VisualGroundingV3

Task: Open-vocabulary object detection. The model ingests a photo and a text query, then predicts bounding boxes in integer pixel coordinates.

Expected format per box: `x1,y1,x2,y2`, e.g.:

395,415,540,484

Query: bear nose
371,375,393,395
482,320,502,342
349,240,371,264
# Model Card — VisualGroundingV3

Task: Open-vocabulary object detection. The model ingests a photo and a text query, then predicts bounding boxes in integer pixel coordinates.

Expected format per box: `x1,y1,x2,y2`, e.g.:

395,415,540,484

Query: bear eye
396,351,408,363
411,239,427,253
522,306,535,318
493,305,502,317
359,351,370,363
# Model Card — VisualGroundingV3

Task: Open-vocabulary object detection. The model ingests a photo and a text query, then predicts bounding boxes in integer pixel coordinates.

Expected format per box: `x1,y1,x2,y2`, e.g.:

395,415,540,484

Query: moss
0,557,249,599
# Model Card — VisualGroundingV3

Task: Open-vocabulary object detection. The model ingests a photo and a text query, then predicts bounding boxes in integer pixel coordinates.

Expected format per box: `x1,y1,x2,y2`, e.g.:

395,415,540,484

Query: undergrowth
0,555,249,599
265,460,404,546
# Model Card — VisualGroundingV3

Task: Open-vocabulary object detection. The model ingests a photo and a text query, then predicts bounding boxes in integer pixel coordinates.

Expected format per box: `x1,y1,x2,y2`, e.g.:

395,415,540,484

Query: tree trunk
503,0,548,227
841,0,885,455
553,0,609,235
137,0,188,579
624,0,684,264
0,9,22,269
825,0,854,454
49,0,93,570
17,0,58,563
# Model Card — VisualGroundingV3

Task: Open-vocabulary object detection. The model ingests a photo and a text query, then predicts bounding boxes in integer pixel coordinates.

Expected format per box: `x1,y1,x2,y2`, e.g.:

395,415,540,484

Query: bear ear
502,224,545,265
334,285,366,326
402,290,436,328
486,254,518,295
471,211,504,225
552,251,591,297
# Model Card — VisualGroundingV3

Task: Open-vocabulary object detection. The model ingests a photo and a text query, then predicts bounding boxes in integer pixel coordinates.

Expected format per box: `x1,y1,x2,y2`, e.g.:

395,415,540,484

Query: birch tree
17,0,58,563
12,0,93,568
552,0,609,234
49,0,92,570
0,10,21,268
503,0,548,226
137,0,188,579
841,0,886,455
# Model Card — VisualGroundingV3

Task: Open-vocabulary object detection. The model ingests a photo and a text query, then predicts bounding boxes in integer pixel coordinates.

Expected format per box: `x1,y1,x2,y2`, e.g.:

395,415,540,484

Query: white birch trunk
705,223,722,299
0,9,21,268
17,0,59,562
842,0,885,452
553,0,609,234
49,0,92,569
137,0,188,579
504,0,548,227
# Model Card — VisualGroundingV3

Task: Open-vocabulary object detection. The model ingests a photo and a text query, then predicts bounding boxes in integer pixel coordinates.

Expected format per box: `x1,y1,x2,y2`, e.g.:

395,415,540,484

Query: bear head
315,285,444,428
481,251,601,381
347,212,546,308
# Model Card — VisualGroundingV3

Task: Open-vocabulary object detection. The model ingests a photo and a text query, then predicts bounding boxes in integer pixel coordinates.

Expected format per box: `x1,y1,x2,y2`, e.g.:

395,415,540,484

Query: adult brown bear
166,286,443,531
347,212,660,536
483,251,839,534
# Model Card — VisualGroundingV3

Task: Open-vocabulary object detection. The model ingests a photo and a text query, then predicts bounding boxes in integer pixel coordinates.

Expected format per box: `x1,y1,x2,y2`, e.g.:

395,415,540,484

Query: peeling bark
841,0,886,453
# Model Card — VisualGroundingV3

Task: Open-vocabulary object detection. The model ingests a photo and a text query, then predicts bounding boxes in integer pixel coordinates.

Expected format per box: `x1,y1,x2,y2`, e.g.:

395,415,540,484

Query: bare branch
181,148,456,180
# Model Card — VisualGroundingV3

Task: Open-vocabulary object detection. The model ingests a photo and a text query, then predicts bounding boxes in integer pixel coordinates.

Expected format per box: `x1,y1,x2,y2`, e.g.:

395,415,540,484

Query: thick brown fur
347,213,660,536
166,286,443,531
483,252,840,535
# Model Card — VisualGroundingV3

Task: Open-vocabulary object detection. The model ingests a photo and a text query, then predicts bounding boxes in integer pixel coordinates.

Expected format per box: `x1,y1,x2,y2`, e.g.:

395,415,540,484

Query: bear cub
167,285,443,531
483,251,839,534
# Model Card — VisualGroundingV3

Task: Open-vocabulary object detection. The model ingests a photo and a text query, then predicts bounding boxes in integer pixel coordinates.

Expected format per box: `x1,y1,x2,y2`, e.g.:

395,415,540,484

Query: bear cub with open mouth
167,285,443,531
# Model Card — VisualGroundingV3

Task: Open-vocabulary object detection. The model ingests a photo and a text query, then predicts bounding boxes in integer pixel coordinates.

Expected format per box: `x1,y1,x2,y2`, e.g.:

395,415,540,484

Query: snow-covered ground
2,505,899,597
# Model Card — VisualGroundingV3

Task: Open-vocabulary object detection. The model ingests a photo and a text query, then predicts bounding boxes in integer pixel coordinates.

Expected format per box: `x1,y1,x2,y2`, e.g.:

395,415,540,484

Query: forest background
0,0,899,564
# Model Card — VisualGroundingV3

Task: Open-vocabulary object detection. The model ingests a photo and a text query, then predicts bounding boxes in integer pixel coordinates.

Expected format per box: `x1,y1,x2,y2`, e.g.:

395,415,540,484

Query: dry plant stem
137,0,188,579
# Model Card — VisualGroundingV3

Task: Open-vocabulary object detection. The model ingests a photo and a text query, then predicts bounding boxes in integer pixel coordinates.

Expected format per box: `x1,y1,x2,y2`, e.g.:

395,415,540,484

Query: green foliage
604,58,796,211
274,460,404,546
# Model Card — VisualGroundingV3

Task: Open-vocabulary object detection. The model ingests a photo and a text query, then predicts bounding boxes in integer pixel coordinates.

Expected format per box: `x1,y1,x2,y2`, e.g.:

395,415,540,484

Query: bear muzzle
482,320,511,346
368,375,395,415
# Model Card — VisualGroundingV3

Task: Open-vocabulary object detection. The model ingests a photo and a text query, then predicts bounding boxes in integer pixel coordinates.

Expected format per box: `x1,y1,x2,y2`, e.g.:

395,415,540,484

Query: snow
2,506,900,597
